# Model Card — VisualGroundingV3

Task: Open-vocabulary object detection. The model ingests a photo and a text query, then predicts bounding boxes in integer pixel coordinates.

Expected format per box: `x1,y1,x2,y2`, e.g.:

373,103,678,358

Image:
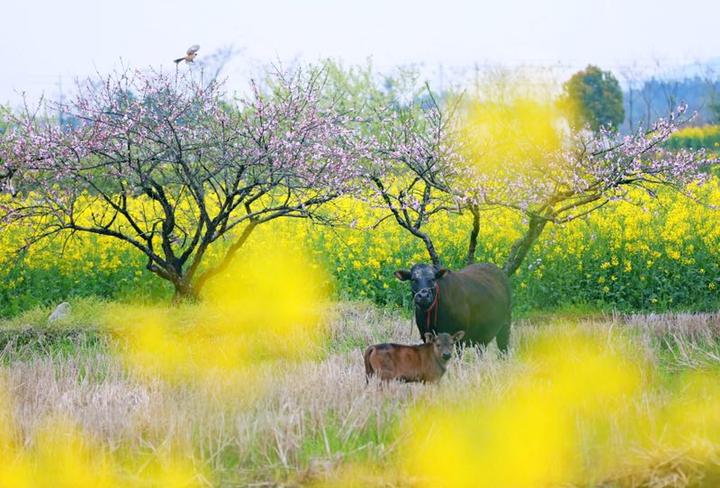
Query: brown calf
363,331,465,383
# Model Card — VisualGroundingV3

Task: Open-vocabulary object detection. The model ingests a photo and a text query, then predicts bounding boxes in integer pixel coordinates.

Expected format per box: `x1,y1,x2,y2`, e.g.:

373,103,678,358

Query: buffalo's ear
423,332,434,343
452,330,465,342
435,267,449,279
394,270,412,281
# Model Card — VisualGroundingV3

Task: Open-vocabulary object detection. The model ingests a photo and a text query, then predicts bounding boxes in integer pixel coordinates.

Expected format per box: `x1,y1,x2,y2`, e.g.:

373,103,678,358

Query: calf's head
394,264,448,310
424,331,465,362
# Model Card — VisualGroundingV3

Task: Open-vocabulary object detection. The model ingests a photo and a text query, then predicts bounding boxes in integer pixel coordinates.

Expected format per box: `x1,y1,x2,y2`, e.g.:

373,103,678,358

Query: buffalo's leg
496,320,511,355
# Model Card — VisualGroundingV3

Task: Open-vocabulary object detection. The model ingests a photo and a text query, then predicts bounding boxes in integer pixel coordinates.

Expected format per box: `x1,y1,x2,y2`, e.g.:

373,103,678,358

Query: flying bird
174,45,200,64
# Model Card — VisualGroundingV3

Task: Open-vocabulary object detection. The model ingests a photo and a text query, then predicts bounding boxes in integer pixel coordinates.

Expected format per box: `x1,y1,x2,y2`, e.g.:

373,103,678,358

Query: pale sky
3,0,719,106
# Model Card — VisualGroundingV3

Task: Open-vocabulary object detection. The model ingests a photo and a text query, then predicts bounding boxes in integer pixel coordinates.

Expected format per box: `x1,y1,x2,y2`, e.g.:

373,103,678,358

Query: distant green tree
561,65,625,132
709,98,720,124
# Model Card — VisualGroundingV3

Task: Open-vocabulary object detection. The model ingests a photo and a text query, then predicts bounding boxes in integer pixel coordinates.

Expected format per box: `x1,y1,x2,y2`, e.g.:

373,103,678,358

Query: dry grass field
1,301,720,487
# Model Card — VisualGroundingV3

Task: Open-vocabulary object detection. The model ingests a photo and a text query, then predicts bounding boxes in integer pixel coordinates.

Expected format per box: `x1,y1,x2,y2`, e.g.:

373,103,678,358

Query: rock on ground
48,302,71,323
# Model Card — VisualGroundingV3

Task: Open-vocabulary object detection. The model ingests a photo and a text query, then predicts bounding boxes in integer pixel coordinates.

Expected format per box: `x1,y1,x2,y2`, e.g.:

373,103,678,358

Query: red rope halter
426,282,440,331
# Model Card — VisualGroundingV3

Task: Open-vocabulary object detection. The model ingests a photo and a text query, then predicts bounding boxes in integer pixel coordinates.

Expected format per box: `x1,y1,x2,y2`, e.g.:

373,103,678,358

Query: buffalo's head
394,264,448,310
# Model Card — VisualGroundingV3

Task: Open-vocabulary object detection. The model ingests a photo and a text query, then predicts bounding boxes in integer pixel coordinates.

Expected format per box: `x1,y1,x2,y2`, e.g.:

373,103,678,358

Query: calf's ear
394,270,412,281
423,332,434,343
435,267,449,279
452,330,465,342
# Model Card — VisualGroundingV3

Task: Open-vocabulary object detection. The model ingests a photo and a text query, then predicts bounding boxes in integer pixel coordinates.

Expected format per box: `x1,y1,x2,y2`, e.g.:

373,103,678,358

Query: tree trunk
172,278,198,303
421,233,441,267
502,215,547,277
145,261,197,302
466,204,480,265
192,221,257,296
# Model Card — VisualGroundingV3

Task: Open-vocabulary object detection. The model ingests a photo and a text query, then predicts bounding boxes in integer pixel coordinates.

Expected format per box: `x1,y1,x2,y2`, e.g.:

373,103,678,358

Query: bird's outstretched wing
186,45,200,55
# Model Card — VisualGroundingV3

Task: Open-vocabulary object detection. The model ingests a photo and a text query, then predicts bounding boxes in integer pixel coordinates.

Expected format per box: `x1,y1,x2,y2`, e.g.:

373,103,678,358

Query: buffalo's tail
363,346,375,384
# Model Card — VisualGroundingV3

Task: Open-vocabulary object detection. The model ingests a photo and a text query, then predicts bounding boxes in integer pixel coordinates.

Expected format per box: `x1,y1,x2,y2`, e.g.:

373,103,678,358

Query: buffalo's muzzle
414,288,433,307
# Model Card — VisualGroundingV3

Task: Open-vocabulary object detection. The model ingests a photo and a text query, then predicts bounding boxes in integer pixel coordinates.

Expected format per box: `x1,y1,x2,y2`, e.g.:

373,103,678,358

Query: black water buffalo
394,263,512,352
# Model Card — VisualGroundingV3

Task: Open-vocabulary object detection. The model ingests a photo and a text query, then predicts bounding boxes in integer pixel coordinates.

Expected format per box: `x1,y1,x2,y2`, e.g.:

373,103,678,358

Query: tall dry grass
1,302,719,486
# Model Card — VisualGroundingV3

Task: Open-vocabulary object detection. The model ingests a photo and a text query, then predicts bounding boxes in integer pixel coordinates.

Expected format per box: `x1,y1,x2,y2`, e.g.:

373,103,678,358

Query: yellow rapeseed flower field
1,177,719,315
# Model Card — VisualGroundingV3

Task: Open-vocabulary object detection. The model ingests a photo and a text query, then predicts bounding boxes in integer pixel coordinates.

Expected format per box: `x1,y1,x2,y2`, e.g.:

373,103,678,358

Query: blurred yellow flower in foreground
660,371,720,460
28,418,116,488
401,328,644,487
106,240,330,386
0,379,207,487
